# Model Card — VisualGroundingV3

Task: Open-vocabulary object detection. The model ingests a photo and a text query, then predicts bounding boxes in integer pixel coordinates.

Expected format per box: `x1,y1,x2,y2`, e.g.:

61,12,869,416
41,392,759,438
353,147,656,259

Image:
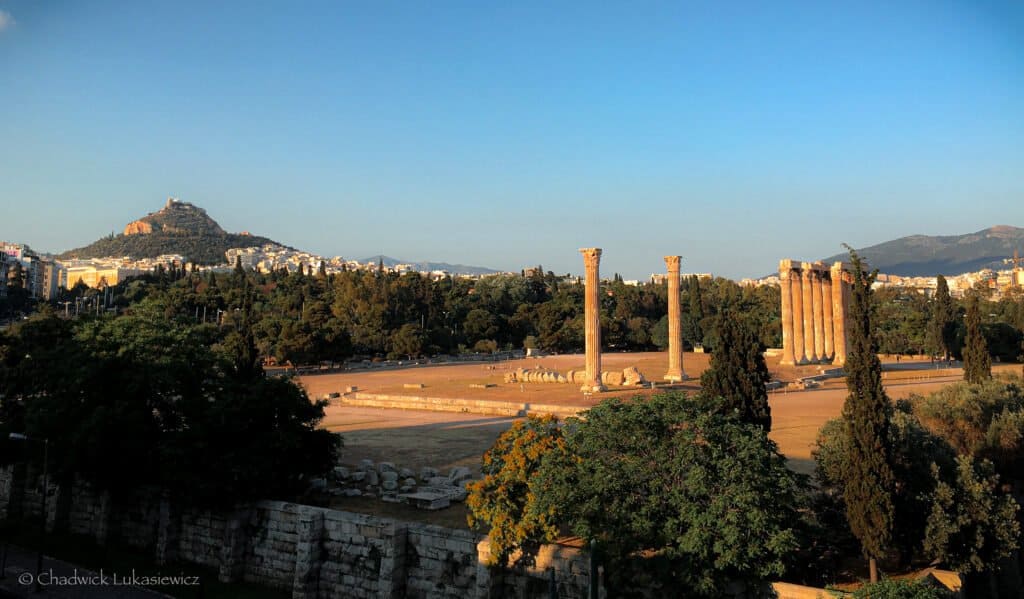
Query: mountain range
59,200,1020,278
822,226,1024,277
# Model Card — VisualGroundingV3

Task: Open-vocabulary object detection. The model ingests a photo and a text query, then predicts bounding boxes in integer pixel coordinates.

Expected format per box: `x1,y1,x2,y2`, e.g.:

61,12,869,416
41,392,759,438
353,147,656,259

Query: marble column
791,263,807,364
830,262,848,366
801,263,818,363
811,265,825,363
664,256,685,381
822,269,835,362
778,260,797,366
580,248,606,392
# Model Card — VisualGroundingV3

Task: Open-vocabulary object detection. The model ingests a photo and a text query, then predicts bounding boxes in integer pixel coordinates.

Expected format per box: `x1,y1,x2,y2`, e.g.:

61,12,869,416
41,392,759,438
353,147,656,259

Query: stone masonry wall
0,466,598,598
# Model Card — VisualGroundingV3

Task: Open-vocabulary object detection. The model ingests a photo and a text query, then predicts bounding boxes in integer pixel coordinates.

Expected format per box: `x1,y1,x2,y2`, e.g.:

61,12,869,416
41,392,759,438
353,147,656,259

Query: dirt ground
302,354,1022,521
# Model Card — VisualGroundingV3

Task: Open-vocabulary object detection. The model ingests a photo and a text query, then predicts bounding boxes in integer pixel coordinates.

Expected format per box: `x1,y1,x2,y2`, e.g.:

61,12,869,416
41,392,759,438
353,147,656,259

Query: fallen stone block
378,462,397,474
403,383,425,389
359,459,375,471
400,491,451,511
343,488,362,497
427,476,454,487
349,471,366,482
344,386,358,393
448,467,472,483
623,366,647,386
399,468,415,479
469,383,496,389
381,471,399,483
382,480,398,491
420,467,439,481
403,477,417,487
333,466,350,480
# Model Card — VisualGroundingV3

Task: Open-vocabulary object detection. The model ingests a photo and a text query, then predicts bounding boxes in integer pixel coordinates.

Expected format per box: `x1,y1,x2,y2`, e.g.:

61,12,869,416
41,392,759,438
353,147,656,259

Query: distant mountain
822,226,1024,277
60,198,278,265
362,255,501,276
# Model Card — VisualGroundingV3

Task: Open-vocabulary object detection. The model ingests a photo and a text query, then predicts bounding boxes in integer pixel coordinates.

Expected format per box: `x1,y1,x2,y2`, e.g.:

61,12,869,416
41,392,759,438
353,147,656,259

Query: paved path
0,544,173,598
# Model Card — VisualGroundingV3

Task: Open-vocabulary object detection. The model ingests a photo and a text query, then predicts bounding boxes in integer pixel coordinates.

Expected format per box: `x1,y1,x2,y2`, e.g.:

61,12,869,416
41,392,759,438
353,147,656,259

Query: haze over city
1,1,1022,278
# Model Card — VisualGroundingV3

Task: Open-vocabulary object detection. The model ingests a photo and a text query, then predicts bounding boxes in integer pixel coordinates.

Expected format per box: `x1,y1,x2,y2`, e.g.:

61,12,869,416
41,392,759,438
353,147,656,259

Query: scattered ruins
778,259,856,366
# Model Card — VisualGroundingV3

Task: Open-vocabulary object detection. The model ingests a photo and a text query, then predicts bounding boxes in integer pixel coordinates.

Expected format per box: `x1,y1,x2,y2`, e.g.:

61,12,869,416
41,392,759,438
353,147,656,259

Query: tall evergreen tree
840,248,896,583
688,275,705,343
962,293,991,384
928,275,957,360
700,312,771,431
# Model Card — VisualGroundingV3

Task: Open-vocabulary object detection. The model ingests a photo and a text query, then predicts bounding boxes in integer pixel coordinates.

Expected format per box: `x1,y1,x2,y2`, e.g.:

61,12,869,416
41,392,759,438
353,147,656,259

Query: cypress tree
688,275,705,343
929,275,956,360
840,248,896,583
700,313,771,431
962,293,991,384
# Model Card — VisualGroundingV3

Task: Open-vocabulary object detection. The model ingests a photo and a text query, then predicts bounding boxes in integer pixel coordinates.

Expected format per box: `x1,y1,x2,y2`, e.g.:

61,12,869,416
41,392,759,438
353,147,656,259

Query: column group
779,260,851,366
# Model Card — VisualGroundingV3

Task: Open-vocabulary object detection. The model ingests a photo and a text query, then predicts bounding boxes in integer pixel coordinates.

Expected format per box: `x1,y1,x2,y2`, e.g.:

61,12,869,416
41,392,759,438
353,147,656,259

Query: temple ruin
779,259,856,366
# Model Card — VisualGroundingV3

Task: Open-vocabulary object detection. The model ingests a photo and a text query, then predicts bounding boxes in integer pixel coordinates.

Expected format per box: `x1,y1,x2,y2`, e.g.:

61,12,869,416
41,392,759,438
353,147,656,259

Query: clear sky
1,1,1022,279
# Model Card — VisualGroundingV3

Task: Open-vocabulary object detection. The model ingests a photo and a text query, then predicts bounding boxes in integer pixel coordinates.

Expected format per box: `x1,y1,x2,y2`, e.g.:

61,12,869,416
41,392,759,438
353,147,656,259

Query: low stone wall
0,466,598,598
343,393,527,417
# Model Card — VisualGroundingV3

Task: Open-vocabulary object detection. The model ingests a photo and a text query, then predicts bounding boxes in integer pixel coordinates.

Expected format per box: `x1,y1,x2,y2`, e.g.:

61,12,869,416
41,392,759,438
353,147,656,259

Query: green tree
839,249,896,582
466,415,565,566
815,409,958,568
700,312,771,430
532,395,804,597
928,275,957,360
924,456,1019,595
842,577,956,599
390,323,425,359
963,293,992,384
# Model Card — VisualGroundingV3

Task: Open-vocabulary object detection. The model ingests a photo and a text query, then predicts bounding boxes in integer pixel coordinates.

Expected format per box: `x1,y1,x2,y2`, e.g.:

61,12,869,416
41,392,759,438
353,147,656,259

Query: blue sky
1,1,1021,279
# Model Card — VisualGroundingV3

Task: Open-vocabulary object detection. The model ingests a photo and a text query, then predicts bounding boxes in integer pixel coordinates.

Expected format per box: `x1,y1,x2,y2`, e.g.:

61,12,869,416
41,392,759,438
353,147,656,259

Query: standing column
664,256,685,381
580,248,606,392
791,263,807,364
830,262,848,366
801,263,818,363
779,260,797,366
811,265,825,363
822,269,835,362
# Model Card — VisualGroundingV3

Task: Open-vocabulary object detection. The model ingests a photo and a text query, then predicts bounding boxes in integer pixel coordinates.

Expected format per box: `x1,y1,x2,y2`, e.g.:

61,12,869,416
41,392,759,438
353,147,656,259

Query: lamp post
9,432,48,593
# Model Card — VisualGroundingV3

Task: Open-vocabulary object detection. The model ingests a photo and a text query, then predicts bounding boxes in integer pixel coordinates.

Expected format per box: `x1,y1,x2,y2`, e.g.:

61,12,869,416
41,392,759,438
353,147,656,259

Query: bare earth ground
300,353,1021,522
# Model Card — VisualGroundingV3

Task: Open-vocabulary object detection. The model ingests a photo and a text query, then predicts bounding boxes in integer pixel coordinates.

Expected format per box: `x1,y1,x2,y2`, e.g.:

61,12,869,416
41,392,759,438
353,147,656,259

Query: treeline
86,264,781,365
28,265,1024,367
0,302,339,508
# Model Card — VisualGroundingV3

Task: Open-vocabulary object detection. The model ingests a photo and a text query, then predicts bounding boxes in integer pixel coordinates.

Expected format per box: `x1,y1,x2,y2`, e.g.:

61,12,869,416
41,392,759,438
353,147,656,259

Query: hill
362,255,500,276
59,198,278,265
823,226,1024,276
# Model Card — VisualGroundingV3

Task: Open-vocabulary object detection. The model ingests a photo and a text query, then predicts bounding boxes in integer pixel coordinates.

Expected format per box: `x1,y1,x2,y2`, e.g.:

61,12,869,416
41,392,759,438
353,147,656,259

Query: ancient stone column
801,263,818,363
791,263,807,364
664,256,685,381
811,264,825,362
830,262,848,366
580,248,606,392
822,270,835,362
778,260,797,366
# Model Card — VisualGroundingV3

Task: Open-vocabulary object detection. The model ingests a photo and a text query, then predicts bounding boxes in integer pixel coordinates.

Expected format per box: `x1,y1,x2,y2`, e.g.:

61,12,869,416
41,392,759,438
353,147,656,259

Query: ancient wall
0,466,597,599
